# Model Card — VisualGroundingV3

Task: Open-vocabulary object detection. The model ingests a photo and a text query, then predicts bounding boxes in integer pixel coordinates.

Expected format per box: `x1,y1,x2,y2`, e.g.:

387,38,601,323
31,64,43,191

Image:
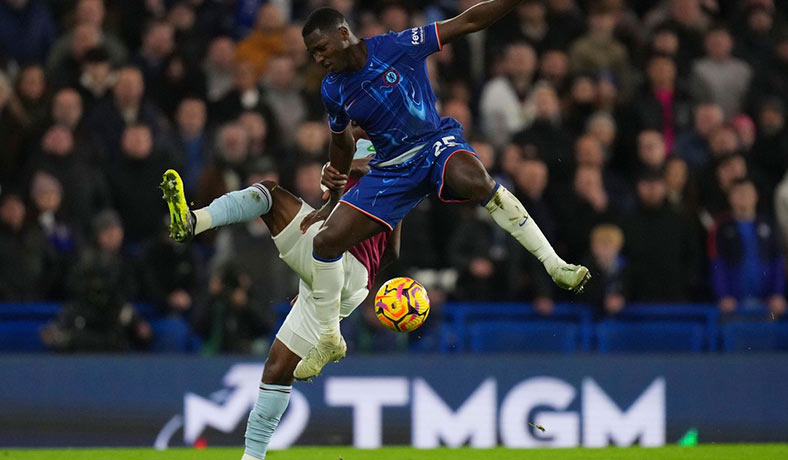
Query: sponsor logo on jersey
410,27,424,45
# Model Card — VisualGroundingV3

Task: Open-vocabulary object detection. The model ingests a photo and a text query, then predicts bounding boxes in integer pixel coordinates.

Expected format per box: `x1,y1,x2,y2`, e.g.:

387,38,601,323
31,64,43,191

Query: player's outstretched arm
299,129,355,232
437,0,522,44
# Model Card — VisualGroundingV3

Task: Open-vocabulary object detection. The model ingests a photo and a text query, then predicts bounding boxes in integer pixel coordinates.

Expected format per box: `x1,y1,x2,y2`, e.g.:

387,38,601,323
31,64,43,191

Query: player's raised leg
161,169,306,241
293,203,385,380
442,152,590,293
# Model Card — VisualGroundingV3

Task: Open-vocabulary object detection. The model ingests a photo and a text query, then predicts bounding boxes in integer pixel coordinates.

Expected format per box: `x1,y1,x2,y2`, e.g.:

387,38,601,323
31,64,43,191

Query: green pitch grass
2,445,788,460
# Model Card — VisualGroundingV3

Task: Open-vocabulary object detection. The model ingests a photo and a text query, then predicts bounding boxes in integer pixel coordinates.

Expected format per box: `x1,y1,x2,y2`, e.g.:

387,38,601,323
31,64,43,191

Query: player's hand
300,200,335,233
321,163,348,200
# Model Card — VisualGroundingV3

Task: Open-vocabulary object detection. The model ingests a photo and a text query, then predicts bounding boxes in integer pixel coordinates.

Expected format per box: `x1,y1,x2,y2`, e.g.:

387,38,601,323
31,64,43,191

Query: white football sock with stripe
194,183,272,235
483,184,563,273
243,384,292,460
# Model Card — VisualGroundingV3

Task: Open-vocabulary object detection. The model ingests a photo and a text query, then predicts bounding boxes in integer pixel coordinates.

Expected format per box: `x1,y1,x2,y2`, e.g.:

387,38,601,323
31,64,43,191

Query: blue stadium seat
721,322,788,352
0,320,47,351
443,303,593,351
596,320,705,352
151,318,201,352
469,321,579,353
0,303,61,321
614,304,719,350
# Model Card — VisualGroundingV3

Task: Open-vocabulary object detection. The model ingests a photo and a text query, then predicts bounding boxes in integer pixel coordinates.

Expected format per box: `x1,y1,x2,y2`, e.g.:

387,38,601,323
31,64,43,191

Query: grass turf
2,445,788,460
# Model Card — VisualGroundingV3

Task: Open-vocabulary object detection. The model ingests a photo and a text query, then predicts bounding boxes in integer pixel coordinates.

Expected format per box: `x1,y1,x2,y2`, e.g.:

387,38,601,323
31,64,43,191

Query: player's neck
344,39,367,73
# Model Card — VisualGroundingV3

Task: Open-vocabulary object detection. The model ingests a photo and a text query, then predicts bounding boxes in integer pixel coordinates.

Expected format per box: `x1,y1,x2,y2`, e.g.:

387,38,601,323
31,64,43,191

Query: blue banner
1,354,787,448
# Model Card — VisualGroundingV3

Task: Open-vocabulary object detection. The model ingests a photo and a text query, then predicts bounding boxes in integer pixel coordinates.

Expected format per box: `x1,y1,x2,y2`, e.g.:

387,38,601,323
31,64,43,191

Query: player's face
304,28,348,73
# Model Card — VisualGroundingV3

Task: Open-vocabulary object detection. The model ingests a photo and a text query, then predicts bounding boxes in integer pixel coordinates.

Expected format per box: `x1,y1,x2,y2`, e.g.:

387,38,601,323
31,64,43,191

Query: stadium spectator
689,25,753,119
568,4,632,99
75,47,115,110
202,36,236,103
674,102,724,173
86,66,165,156
559,165,616,261
29,124,110,235
512,83,573,182
195,122,251,206
479,42,537,147
636,129,668,173
106,124,171,246
171,97,211,196
139,224,207,319
0,191,53,301
234,3,286,76
628,54,691,155
580,223,627,318
711,179,786,316
751,98,788,195
623,170,700,302
0,0,57,65
192,262,271,354
40,209,151,351
262,55,306,145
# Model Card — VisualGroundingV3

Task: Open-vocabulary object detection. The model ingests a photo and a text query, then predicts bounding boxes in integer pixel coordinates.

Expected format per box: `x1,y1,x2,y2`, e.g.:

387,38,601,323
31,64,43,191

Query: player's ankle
543,254,565,274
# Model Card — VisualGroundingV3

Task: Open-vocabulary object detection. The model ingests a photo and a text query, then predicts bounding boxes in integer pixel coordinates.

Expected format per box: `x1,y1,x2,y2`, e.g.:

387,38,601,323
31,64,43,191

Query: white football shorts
273,202,370,358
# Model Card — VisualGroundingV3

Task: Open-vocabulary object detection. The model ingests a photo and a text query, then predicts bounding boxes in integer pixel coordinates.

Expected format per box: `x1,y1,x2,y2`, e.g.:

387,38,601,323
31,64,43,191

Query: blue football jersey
321,23,461,168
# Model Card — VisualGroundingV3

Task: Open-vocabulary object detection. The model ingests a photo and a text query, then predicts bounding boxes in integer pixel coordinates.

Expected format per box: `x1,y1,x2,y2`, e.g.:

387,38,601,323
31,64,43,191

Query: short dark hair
302,7,346,37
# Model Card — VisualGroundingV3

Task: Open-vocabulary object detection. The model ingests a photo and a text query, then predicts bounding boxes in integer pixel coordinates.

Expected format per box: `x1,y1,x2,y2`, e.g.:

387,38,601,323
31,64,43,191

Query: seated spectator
202,36,236,103
711,179,786,317
46,0,127,88
40,209,151,351
690,25,752,119
637,129,667,173
195,122,251,206
674,102,724,173
751,98,788,194
479,42,537,147
263,55,306,145
75,47,116,110
171,97,211,196
29,124,110,234
106,124,171,246
664,156,698,216
234,3,286,76
580,223,627,318
0,0,57,65
210,59,281,149
28,170,78,299
86,66,166,156
623,170,700,302
140,224,207,319
192,262,271,355
568,4,631,98
558,165,615,260
512,83,573,182
0,191,53,301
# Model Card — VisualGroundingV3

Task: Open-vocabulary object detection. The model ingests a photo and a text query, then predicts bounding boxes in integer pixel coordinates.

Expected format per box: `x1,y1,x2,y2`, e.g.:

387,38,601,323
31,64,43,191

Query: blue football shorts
340,133,477,230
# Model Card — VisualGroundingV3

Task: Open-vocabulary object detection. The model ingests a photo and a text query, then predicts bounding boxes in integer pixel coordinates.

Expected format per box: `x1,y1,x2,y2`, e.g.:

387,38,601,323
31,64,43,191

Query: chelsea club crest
382,67,401,86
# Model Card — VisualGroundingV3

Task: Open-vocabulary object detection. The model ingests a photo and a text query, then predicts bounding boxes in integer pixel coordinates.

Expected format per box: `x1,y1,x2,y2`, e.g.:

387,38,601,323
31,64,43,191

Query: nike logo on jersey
344,99,357,110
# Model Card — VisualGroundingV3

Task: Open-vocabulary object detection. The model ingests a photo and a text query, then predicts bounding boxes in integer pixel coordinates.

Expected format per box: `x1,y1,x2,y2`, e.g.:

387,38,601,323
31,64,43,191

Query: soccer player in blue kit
295,1,591,380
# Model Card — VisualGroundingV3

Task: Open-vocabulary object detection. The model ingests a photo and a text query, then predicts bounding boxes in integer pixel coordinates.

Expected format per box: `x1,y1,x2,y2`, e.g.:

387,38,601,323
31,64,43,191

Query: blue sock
243,384,291,460
204,184,272,228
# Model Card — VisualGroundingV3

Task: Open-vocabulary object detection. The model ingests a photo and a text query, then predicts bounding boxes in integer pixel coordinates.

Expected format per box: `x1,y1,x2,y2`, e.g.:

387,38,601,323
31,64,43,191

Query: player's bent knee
313,228,343,260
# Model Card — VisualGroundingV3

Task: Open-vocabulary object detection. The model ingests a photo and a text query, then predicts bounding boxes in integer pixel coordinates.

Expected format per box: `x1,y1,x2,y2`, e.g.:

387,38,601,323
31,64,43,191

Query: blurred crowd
1,0,788,353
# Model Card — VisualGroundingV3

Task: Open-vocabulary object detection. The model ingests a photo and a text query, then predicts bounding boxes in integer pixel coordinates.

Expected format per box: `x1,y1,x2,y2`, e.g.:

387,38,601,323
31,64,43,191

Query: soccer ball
374,277,430,332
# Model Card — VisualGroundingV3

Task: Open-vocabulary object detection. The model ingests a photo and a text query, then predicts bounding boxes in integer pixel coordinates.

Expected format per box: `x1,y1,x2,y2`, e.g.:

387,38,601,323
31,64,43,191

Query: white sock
312,255,343,336
243,384,292,460
194,184,273,235
484,184,564,273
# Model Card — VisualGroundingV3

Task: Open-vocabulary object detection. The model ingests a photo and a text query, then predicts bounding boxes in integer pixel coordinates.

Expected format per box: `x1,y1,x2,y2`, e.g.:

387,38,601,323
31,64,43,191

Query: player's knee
467,176,497,204
313,229,343,260
262,356,293,386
